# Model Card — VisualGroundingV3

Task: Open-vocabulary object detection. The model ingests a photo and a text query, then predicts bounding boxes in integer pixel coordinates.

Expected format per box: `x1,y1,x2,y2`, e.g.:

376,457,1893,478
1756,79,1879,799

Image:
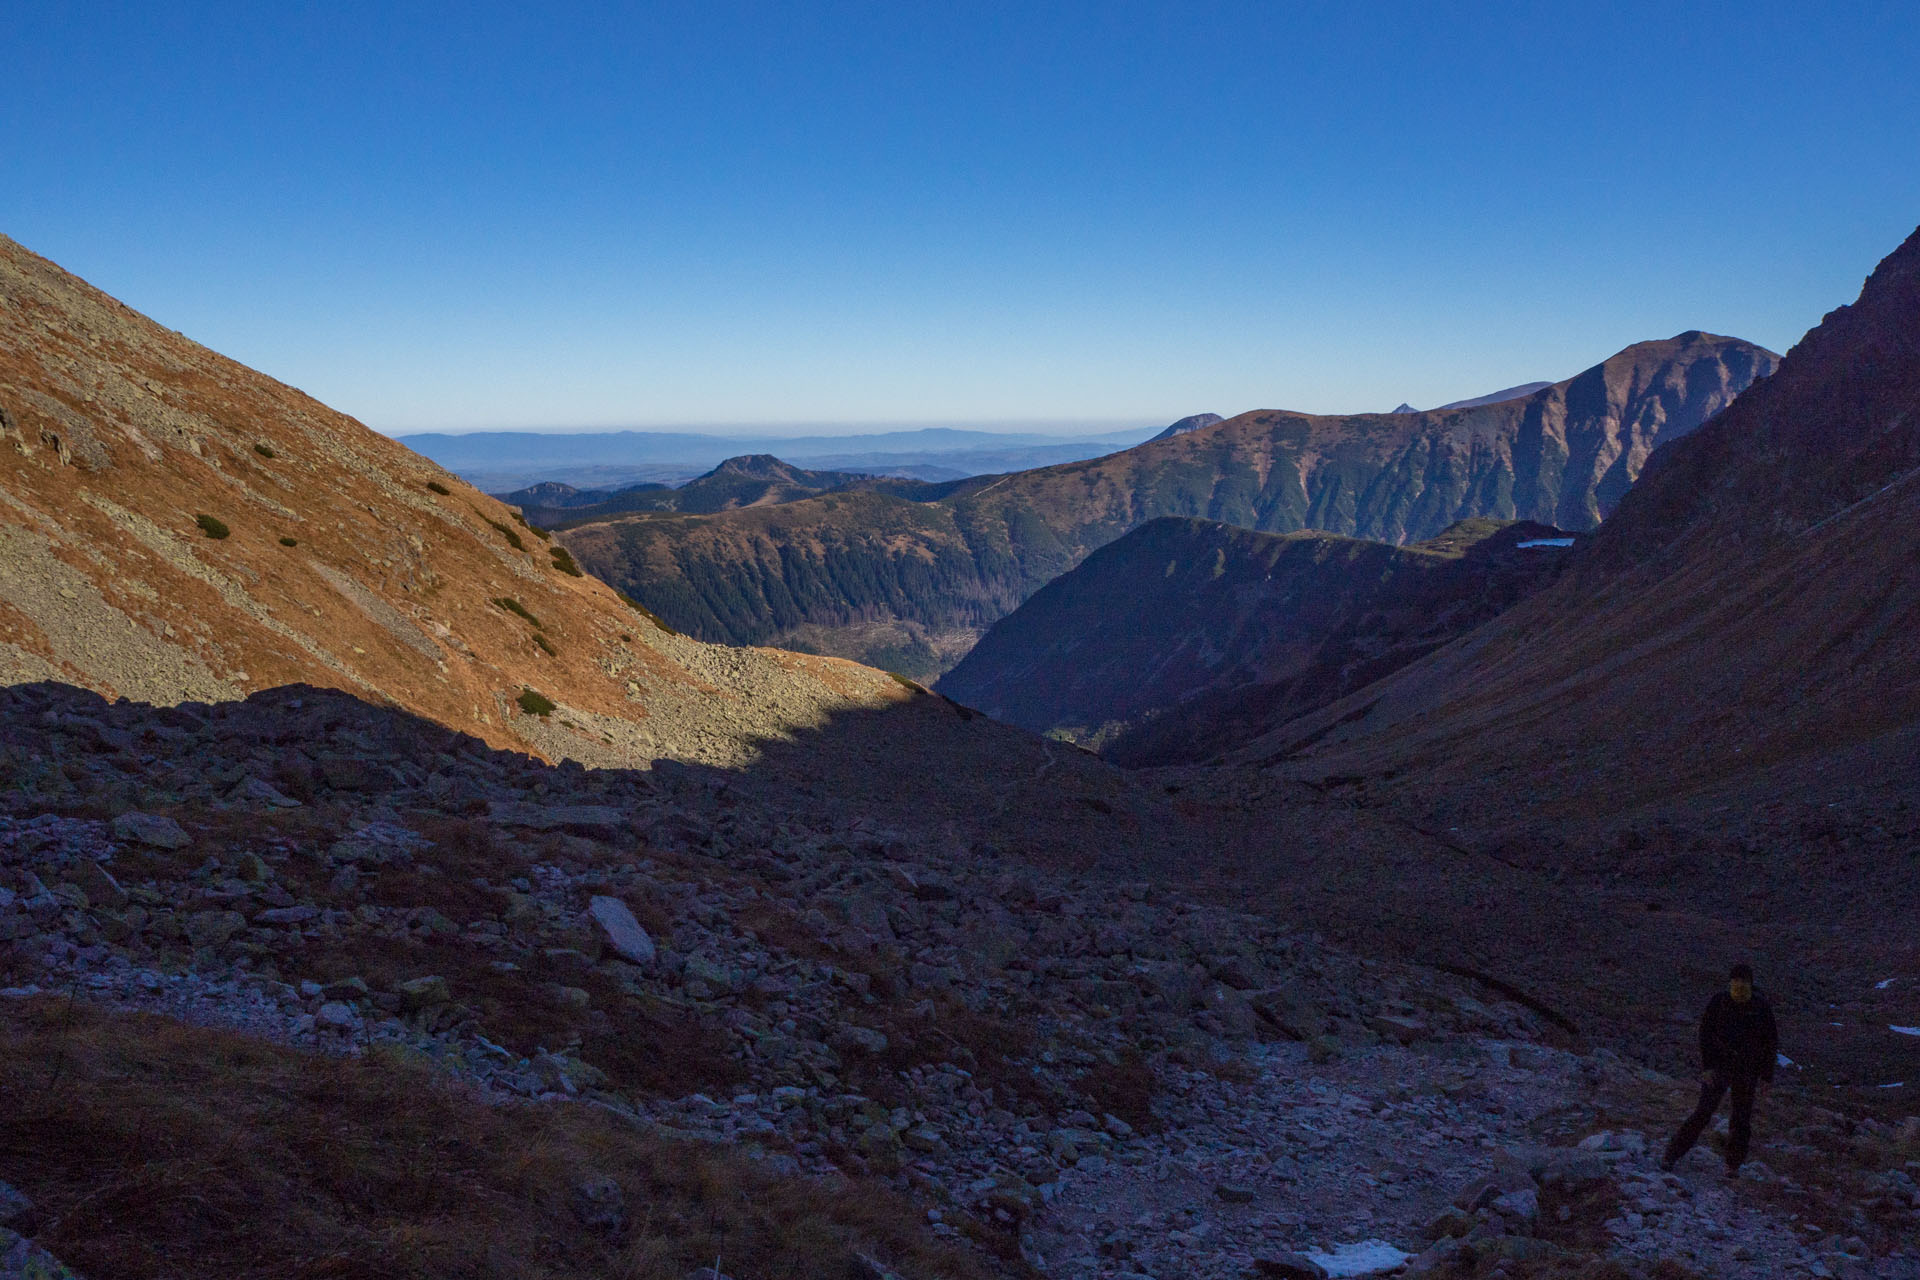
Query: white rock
316,1001,358,1030
586,895,656,966
112,811,190,849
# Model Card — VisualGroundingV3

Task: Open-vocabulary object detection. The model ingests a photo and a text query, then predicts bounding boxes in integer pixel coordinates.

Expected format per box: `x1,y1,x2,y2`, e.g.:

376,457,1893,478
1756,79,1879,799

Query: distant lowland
399,423,1165,491
539,333,1778,677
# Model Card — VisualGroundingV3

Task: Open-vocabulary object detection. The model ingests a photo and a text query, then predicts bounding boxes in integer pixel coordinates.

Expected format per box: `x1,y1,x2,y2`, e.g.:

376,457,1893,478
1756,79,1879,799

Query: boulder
1421,1206,1474,1240
1491,1187,1539,1225
112,811,189,849
1452,1166,1536,1212
1537,1148,1612,1192
229,775,302,807
316,1001,358,1031
488,802,627,841
585,896,655,967
830,1025,889,1056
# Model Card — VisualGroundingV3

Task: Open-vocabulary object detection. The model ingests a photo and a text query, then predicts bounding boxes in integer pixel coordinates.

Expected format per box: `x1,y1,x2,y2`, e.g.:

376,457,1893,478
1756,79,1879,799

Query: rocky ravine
2,680,1915,1279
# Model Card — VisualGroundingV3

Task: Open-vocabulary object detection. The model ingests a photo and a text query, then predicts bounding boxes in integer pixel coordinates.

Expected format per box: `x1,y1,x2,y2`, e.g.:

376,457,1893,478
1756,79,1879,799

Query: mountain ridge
561,333,1778,675
1239,225,1920,819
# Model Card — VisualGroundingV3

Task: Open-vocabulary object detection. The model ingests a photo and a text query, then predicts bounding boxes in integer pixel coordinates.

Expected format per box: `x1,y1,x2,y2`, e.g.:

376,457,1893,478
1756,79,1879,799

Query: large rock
489,802,628,841
112,811,189,849
1452,1165,1536,1212
585,896,655,967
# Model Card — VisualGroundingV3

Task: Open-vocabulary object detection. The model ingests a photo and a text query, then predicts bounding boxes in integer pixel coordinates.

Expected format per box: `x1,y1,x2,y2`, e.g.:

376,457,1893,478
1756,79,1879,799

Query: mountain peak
1148,412,1225,442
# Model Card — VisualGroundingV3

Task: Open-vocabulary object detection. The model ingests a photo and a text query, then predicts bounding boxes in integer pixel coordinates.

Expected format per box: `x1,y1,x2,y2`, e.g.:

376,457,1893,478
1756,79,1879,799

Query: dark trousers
1664,1070,1758,1170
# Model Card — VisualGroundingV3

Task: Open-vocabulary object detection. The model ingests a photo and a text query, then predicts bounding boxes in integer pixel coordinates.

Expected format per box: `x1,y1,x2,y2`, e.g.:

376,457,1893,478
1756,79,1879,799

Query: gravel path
1029,1037,1917,1280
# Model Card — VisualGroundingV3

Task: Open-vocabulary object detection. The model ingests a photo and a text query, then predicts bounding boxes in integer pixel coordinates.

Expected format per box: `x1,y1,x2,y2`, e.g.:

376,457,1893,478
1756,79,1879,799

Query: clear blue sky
6,2,1918,432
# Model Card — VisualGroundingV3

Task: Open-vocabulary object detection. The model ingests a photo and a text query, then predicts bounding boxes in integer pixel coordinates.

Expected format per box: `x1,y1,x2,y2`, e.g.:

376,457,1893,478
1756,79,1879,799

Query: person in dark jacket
1661,962,1779,1175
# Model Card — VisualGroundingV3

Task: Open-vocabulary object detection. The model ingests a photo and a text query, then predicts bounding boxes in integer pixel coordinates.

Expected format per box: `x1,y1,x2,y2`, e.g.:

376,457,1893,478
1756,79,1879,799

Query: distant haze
404,422,1171,492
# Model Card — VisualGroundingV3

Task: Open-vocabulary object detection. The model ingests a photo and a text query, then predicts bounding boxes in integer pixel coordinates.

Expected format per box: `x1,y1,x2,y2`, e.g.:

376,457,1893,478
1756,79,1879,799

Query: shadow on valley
7,675,1916,1104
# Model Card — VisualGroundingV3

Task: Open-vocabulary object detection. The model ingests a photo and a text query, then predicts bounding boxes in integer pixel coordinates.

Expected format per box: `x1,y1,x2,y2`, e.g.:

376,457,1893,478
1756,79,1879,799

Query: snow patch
1516,537,1574,548
1776,1053,1796,1068
1305,1239,1413,1276
1876,978,1896,989
1891,1026,1920,1037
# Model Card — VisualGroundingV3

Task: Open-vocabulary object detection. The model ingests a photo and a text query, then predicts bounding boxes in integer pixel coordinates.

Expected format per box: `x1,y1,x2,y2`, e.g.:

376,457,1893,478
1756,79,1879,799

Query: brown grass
0,997,1008,1280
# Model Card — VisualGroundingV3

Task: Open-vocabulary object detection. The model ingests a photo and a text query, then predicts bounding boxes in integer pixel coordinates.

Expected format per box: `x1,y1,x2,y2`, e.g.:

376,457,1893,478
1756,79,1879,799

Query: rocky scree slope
564,334,1774,676
937,516,1578,762
0,234,911,768
4,680,1916,1280
1244,223,1920,822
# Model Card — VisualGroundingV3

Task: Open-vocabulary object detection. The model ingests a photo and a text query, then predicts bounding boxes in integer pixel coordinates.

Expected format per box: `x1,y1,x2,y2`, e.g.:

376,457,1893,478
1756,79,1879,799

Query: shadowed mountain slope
563,335,1776,675
1432,380,1555,411
0,234,915,767
938,516,1578,762
1242,224,1920,823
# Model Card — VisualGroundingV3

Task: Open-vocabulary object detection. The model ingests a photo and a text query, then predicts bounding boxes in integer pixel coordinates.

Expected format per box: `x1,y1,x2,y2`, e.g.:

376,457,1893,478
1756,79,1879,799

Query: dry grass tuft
0,997,1006,1280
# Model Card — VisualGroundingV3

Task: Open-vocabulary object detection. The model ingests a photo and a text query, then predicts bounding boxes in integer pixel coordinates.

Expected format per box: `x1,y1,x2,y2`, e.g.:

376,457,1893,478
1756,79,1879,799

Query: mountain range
497,454,972,527
554,333,1777,676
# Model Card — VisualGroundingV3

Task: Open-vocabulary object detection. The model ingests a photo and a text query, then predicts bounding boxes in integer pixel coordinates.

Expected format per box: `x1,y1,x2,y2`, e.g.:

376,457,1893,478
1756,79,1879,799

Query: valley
0,229,1916,1280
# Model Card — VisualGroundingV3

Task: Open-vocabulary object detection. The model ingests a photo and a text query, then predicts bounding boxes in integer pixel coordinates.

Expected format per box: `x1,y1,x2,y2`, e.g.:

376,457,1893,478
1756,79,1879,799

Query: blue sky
6,2,1918,432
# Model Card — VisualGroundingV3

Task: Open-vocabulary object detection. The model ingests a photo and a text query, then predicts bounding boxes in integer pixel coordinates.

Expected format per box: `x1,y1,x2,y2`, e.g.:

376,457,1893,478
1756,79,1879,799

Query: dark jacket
1699,990,1779,1081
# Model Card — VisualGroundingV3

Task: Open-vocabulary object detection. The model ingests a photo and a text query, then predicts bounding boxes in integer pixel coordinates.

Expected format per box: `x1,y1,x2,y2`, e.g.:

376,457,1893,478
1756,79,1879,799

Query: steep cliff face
567,334,1775,674
937,516,1577,760
1240,226,1920,817
0,234,910,766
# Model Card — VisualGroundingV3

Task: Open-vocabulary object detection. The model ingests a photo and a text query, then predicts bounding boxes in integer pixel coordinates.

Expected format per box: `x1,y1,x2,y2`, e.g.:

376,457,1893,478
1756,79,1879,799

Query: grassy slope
0,997,998,1280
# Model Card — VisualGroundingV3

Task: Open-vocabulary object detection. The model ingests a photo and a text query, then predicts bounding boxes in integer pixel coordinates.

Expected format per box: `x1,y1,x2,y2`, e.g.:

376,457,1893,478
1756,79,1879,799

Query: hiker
1661,962,1779,1175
